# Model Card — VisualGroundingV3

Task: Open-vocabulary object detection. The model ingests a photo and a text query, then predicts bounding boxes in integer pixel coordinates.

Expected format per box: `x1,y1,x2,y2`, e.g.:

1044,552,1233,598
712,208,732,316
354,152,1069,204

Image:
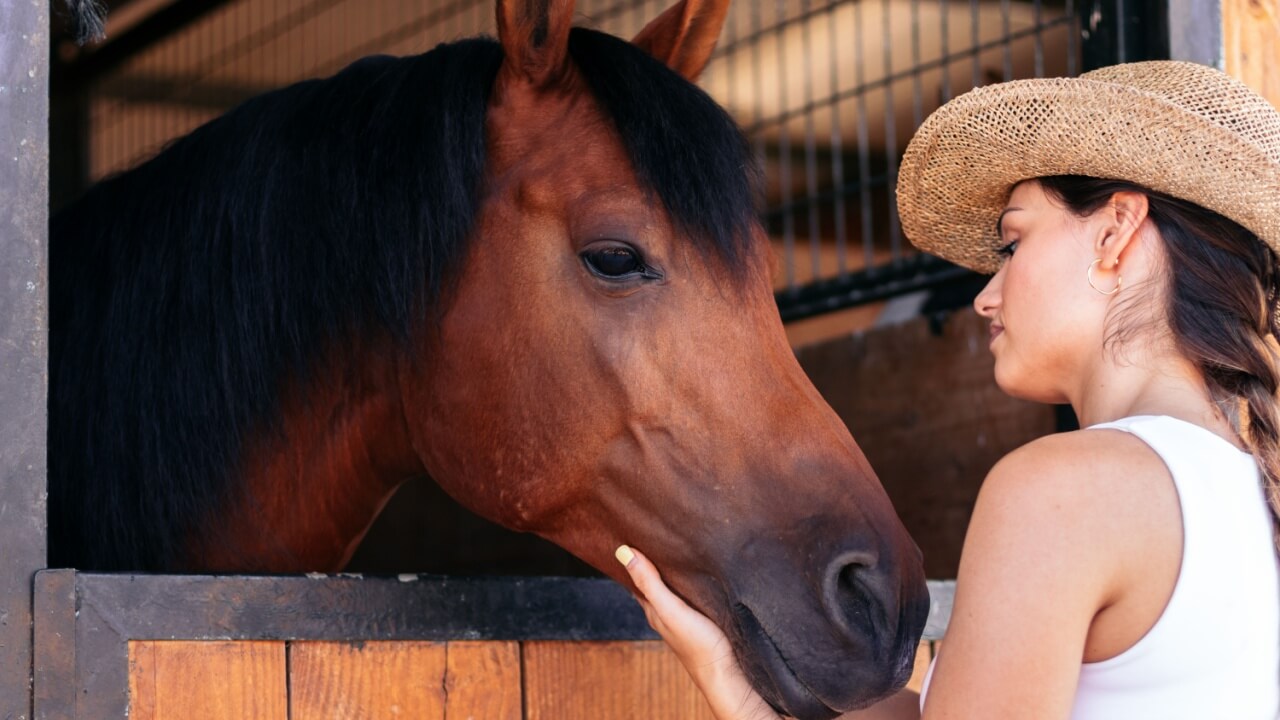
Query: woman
615,60,1280,719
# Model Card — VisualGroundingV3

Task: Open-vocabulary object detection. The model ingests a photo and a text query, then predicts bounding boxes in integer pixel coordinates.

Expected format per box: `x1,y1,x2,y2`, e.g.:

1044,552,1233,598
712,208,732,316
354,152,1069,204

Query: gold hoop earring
1087,258,1122,296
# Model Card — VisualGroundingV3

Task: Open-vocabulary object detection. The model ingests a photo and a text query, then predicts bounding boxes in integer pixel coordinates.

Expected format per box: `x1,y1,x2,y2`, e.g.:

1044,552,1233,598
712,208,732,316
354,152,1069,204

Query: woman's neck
1071,346,1241,447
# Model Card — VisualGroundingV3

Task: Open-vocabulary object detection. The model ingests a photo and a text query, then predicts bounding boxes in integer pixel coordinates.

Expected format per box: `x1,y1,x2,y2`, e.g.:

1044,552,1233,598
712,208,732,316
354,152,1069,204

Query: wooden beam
0,2,50,719
1224,0,1280,108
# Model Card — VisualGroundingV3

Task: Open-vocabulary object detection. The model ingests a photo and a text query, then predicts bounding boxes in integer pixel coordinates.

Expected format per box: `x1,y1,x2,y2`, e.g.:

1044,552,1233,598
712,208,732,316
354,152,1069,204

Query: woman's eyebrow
996,207,1023,236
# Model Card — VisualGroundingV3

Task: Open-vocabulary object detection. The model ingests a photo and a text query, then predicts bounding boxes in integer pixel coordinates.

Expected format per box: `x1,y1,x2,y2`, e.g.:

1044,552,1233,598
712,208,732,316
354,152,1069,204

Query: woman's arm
919,431,1162,719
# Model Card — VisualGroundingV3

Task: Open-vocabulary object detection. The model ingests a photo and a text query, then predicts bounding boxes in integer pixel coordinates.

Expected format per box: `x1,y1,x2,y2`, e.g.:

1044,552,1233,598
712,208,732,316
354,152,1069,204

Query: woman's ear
1097,191,1151,267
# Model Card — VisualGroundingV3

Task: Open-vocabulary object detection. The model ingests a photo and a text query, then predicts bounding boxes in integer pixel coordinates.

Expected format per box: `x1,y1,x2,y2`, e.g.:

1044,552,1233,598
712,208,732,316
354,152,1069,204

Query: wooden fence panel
522,641,716,720
127,641,286,720
126,639,939,718
445,641,522,720
289,641,446,720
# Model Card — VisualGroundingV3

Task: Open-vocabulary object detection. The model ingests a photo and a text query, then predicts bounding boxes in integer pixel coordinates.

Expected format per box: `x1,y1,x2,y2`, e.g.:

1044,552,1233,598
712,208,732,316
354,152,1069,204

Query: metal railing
55,0,1089,321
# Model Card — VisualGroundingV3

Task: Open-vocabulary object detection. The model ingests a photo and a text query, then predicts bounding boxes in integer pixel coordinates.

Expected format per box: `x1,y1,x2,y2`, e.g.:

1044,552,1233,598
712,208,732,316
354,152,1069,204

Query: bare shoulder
926,428,1180,716
962,426,1179,600
978,428,1173,522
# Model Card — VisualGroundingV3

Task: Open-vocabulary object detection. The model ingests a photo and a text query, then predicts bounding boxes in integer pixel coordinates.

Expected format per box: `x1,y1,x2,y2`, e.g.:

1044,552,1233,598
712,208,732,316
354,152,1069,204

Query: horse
48,0,929,717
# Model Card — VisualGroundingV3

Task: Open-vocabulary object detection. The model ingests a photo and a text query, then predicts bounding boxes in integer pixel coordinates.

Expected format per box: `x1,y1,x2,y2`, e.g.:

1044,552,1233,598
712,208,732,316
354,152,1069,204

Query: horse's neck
185,344,424,573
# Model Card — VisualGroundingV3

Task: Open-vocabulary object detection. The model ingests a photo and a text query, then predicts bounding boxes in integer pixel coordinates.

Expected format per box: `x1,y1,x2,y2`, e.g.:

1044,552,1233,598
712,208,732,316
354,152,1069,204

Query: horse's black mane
49,29,759,571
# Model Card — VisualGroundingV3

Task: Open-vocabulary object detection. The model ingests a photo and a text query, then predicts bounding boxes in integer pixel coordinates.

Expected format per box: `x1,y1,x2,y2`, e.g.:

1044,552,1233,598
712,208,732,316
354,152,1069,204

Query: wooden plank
289,641,446,720
523,641,716,720
445,642,521,720
1224,0,1280,109
127,641,286,720
128,642,158,720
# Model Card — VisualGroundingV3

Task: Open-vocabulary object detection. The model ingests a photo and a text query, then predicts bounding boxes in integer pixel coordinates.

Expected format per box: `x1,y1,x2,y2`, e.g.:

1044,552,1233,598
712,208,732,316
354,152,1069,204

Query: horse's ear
631,0,731,81
496,0,576,88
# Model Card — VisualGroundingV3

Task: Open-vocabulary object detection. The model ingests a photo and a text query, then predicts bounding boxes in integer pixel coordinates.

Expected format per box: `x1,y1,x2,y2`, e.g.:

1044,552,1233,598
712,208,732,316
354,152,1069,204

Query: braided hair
1039,175,1280,552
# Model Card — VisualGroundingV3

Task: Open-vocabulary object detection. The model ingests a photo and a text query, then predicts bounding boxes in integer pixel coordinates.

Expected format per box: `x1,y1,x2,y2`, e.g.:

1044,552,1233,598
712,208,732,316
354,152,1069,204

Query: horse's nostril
825,551,891,647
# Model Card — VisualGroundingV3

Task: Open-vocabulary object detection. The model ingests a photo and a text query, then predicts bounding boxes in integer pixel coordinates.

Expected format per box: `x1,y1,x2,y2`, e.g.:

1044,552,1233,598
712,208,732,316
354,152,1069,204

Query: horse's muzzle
723,534,930,720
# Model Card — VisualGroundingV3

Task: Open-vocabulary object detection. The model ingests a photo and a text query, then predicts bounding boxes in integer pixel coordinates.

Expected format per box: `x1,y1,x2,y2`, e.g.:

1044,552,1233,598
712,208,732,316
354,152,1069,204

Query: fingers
615,545,781,720
615,544,696,619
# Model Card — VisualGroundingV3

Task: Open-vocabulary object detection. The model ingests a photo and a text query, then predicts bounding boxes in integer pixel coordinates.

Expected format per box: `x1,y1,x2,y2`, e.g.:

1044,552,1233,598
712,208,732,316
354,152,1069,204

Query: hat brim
896,75,1280,274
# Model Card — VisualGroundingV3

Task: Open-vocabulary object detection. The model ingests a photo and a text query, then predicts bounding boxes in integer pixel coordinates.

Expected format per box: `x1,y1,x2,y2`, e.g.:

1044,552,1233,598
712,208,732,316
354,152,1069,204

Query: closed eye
996,240,1019,258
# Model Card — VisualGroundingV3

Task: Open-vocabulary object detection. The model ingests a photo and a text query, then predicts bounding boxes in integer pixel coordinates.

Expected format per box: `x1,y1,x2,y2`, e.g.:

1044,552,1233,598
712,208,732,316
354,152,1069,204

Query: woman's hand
615,545,781,720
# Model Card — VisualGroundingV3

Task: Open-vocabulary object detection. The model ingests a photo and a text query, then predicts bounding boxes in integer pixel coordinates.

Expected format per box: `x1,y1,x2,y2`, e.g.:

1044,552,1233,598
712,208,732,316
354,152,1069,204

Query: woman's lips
989,323,1004,343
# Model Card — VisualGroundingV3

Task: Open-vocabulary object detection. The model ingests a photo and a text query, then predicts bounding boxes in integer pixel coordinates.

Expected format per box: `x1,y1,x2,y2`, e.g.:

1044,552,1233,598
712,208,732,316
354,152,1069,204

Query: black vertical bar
0,3,50,720
49,83,90,211
776,0,795,290
1079,0,1169,71
829,1,848,279
883,0,900,259
801,0,821,283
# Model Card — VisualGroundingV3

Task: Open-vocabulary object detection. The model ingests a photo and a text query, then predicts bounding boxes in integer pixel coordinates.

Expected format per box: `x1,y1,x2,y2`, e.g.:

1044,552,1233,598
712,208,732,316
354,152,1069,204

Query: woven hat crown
896,61,1280,273
1086,62,1280,159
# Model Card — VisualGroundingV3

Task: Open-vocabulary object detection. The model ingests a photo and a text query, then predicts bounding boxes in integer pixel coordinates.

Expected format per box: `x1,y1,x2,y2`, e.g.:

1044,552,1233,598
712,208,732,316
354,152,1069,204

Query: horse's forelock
568,28,764,281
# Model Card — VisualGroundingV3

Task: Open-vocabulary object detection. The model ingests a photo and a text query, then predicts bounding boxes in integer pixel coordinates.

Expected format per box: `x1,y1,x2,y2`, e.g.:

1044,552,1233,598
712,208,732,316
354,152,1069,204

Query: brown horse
48,0,928,716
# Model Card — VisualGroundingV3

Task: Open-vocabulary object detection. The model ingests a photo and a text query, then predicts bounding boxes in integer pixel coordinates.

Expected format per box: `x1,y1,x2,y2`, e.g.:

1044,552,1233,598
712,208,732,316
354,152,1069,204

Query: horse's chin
732,601,918,720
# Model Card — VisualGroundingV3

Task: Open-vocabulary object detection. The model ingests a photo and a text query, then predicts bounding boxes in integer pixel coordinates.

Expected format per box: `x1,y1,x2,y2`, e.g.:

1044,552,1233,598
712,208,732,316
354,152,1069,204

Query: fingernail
615,544,636,567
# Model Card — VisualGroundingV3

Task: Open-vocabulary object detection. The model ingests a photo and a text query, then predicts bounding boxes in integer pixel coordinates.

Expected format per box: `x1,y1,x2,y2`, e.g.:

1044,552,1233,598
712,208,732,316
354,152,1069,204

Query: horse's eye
582,246,644,279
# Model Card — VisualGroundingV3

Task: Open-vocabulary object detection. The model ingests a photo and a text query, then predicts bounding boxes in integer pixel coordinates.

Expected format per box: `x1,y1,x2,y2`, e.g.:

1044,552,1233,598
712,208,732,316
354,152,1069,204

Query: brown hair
1038,175,1280,551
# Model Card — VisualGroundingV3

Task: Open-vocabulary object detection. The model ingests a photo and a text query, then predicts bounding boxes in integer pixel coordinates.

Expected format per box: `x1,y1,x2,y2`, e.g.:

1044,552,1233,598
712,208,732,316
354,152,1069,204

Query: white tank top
921,415,1280,719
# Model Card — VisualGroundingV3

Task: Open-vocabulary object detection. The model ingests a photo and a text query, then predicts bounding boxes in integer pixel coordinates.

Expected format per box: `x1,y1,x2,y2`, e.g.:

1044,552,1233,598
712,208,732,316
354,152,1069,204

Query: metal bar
1066,0,1077,75
801,0,822,283
854,0,874,271
940,0,951,100
970,0,981,87
0,2,50,718
713,0,843,59
828,1,848,279
744,18,1076,135
883,0,901,259
775,255,976,323
911,0,924,127
1001,0,1013,81
1034,0,1045,75
775,0,796,290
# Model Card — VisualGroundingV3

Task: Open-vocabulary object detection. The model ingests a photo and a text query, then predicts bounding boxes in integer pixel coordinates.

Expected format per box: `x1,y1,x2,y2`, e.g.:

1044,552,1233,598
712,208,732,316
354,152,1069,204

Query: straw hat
896,61,1280,274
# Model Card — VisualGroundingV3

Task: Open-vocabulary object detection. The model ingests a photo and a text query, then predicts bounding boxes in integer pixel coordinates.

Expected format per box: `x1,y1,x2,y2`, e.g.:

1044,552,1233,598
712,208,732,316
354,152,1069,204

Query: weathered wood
290,641,446,720
1224,0,1280,108
72,573,656,642
0,3,50,720
445,641,521,720
522,641,716,720
47,573,658,718
126,641,286,720
32,571,76,720
797,310,1057,578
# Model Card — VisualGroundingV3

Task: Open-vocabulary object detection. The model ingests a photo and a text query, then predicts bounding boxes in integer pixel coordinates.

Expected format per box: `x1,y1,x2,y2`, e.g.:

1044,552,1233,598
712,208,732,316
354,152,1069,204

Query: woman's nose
973,269,1002,318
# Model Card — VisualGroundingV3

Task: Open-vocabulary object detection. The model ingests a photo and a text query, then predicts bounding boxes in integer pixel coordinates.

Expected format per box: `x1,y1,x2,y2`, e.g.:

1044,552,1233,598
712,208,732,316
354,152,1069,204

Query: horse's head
399,1,930,716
